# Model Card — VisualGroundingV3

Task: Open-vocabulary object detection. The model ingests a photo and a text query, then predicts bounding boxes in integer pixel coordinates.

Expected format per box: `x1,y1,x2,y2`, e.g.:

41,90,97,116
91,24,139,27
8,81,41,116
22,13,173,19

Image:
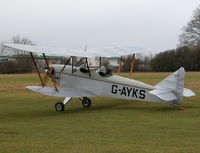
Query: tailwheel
176,106,185,110
82,97,91,108
55,102,65,112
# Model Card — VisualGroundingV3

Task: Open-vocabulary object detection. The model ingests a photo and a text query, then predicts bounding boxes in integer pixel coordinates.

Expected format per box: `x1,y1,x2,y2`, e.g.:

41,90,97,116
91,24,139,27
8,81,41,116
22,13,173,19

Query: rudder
155,67,185,104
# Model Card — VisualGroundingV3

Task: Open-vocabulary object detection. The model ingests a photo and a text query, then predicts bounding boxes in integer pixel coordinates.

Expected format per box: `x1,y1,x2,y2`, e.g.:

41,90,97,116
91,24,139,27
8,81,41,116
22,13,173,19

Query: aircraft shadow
64,101,181,114
0,101,190,120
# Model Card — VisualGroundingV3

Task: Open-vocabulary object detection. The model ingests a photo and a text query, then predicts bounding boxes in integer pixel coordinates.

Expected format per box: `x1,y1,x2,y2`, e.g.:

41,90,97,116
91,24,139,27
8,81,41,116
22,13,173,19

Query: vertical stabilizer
155,67,185,104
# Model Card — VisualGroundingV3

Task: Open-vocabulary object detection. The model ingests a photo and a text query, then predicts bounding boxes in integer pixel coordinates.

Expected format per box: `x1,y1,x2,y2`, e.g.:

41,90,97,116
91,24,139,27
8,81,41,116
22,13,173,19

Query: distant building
87,57,121,67
108,57,120,67
0,54,123,69
0,54,65,69
0,57,8,63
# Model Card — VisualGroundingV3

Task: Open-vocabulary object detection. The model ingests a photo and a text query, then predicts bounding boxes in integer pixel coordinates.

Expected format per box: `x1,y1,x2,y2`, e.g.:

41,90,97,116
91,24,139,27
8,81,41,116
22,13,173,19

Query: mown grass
0,72,199,153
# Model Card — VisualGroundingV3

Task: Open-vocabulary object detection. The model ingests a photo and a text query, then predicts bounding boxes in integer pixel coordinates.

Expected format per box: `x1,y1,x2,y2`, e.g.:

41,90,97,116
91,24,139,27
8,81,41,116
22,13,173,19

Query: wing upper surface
3,43,151,57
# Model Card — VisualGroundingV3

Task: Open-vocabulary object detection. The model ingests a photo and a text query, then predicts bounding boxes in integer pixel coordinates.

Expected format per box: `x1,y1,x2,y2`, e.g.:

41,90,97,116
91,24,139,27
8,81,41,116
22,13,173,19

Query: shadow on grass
0,101,184,120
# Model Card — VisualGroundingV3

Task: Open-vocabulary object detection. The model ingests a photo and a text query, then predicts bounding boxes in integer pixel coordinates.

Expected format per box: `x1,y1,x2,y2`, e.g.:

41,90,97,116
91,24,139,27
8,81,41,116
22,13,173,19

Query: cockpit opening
97,65,113,77
79,64,89,73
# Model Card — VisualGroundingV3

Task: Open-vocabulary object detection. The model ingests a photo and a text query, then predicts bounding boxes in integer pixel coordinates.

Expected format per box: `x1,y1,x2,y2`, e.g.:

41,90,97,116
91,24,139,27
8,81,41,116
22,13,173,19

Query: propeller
43,67,50,85
42,66,55,86
38,57,58,90
44,59,53,86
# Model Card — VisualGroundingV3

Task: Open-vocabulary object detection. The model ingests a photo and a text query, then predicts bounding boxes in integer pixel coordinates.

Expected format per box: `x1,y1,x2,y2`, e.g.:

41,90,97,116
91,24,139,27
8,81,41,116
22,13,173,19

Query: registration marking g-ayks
111,84,146,99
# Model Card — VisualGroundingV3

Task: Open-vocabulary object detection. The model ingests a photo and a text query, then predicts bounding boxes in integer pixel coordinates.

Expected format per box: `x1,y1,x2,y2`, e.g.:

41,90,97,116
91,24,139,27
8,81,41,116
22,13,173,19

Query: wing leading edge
3,43,151,58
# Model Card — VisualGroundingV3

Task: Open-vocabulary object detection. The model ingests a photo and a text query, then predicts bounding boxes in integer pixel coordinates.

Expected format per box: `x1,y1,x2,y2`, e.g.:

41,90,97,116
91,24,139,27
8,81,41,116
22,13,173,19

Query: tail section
150,67,195,104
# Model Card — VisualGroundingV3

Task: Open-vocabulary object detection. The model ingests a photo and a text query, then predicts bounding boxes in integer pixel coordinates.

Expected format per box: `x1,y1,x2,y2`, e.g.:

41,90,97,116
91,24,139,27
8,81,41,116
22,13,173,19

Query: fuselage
51,64,162,103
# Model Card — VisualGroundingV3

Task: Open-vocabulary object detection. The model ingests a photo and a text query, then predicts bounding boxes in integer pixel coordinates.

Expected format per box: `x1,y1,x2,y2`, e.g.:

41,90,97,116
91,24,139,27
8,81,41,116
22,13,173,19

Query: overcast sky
0,0,199,52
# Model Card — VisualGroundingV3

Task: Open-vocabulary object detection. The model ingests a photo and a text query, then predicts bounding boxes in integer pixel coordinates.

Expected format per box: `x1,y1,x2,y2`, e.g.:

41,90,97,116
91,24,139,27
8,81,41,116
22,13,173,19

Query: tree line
150,47,200,72
150,4,200,72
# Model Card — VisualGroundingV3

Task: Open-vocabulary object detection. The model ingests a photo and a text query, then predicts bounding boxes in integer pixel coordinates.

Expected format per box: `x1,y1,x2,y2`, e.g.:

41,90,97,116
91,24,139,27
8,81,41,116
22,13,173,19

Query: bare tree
10,35,35,54
179,5,200,47
0,41,6,56
0,35,35,73
10,35,34,45
0,35,35,55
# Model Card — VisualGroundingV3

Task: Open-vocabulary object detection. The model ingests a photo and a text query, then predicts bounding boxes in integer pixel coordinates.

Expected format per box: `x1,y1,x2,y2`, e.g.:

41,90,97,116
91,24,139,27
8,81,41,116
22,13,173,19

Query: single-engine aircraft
3,43,195,112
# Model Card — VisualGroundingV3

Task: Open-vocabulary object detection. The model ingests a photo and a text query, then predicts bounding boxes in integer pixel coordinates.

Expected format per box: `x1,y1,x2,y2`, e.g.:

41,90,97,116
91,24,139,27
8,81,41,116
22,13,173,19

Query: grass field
0,72,199,153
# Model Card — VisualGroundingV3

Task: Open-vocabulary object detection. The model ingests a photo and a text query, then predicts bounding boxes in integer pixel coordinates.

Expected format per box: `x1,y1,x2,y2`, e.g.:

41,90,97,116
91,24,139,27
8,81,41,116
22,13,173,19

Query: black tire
82,97,91,108
55,102,65,112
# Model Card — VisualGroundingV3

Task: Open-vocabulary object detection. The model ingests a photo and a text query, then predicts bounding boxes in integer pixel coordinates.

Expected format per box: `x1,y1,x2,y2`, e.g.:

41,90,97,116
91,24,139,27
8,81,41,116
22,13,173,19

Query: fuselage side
51,64,162,103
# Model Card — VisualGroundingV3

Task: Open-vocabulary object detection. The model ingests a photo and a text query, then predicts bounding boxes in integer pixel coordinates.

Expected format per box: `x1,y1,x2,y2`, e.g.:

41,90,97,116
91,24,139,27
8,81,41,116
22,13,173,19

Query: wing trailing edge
26,86,97,98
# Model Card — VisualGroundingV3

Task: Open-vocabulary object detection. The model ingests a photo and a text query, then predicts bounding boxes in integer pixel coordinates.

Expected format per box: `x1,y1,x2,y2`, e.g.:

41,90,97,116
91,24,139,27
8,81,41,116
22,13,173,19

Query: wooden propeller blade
43,72,50,85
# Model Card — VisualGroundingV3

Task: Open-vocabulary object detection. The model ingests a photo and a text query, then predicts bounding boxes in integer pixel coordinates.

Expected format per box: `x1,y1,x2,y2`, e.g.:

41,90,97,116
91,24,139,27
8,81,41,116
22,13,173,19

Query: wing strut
85,57,91,77
30,52,45,86
43,53,58,91
99,57,102,68
129,54,135,78
72,56,74,74
75,57,85,66
60,56,72,74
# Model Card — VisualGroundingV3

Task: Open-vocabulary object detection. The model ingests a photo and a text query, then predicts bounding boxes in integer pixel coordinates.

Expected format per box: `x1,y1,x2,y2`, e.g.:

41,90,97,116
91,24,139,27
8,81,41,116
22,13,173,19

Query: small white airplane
3,43,195,112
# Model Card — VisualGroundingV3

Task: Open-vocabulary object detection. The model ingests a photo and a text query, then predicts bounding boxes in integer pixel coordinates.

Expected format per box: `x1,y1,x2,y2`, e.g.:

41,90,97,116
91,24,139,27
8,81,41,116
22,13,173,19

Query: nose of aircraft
45,66,55,75
43,66,55,85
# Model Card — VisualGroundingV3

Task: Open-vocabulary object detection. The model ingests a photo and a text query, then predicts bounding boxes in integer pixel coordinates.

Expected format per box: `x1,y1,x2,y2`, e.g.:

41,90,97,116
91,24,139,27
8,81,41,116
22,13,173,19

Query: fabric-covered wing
26,86,97,97
3,43,151,58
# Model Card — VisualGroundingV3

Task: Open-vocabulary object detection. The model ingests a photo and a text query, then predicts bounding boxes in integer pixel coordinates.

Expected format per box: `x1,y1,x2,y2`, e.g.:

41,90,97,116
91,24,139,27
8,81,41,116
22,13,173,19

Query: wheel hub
57,104,62,110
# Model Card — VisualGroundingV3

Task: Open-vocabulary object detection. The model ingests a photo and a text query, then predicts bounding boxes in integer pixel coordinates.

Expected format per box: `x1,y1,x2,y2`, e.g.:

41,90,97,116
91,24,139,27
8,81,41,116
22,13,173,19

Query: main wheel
82,97,91,108
55,102,65,112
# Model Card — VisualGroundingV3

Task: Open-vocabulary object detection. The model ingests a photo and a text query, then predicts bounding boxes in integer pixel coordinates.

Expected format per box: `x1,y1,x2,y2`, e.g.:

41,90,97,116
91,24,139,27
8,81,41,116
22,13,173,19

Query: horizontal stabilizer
149,89,177,102
26,86,97,98
183,88,196,97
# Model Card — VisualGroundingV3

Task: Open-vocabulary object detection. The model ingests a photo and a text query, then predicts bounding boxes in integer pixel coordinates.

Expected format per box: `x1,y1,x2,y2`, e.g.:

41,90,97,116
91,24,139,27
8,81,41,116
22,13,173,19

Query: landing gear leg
82,97,91,108
55,97,72,112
